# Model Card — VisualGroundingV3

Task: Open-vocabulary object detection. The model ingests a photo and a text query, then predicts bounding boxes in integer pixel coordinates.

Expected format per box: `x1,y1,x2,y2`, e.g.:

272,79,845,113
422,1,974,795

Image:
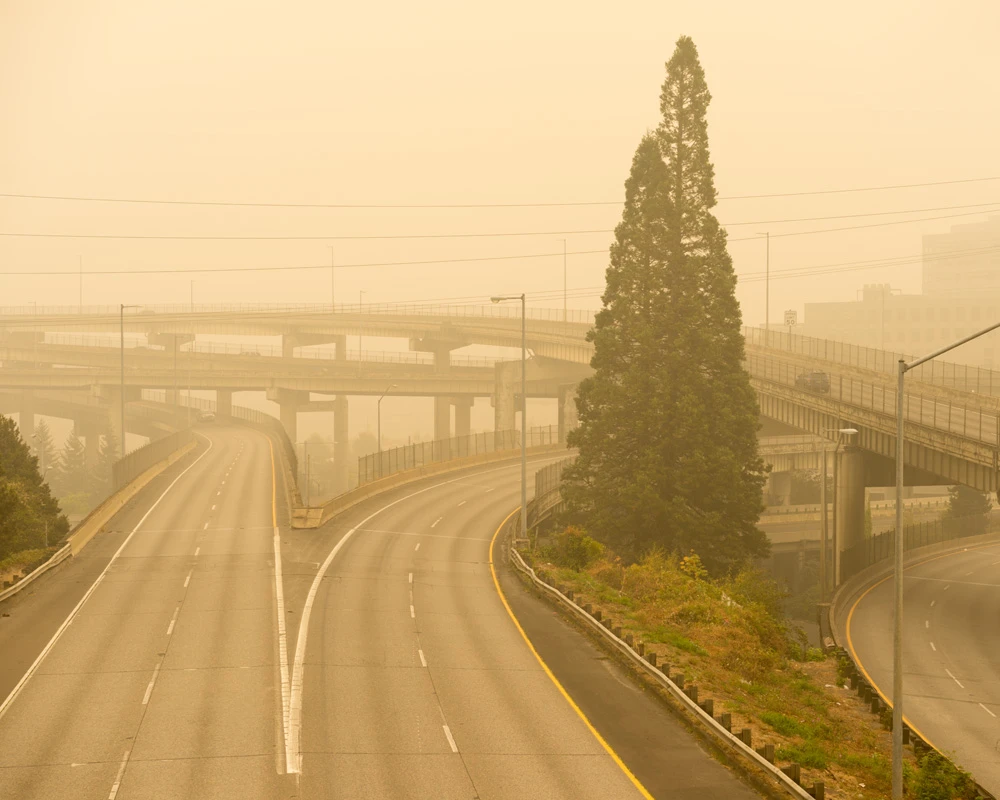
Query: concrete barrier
0,437,199,605
292,443,566,529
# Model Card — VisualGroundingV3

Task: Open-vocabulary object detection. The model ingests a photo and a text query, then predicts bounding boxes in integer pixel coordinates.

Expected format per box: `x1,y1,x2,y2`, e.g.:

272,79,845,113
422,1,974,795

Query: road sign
784,309,797,327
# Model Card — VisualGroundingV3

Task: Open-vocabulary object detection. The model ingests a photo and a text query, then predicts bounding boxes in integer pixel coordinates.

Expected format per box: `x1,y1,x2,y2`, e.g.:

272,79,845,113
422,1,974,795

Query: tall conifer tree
563,36,768,573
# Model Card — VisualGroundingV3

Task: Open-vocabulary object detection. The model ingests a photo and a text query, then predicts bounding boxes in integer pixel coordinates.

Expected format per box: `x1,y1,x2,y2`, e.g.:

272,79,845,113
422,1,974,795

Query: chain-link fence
526,456,577,530
357,426,560,486
112,429,195,490
840,512,999,583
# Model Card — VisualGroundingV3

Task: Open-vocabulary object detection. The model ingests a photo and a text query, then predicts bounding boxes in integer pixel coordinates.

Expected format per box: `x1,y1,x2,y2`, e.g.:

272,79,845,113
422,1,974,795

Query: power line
723,200,1000,227
0,248,611,277
2,175,999,208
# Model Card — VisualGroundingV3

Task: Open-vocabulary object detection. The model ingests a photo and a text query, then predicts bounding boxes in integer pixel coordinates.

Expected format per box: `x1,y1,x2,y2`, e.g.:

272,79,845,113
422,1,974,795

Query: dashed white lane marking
931,600,936,607
925,620,929,629
107,749,130,799
945,669,965,689
930,642,937,652
415,543,421,552
203,522,209,530
418,649,427,667
166,608,179,636
141,663,162,705
485,487,494,493
408,572,413,584
194,547,200,556
221,481,226,485
211,505,216,511
442,725,458,752
964,571,974,576
183,571,192,588
980,703,997,718
431,517,442,528
216,491,221,496
944,585,950,591
410,605,415,619
457,500,466,507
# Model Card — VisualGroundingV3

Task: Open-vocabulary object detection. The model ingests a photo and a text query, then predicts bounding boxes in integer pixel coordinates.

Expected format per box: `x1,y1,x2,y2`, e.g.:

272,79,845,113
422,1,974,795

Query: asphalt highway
847,542,1000,795
1,425,762,799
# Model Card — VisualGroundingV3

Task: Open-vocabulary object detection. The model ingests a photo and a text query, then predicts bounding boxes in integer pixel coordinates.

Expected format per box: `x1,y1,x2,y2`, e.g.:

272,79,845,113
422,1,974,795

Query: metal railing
357,425,560,486
112,429,195,490
840,512,1000,582
747,352,1000,448
526,456,576,529
745,325,1000,397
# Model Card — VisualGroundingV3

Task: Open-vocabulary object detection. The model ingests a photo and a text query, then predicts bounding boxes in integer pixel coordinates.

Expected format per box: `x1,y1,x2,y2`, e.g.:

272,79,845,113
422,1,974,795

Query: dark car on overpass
794,370,830,394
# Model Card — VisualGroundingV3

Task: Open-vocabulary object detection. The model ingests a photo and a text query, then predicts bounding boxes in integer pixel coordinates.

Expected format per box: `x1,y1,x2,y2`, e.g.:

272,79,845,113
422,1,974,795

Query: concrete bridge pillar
334,335,347,361
453,397,473,439
835,445,866,584
216,389,232,419
266,388,307,445
433,348,452,445
557,384,579,444
282,335,296,359
766,471,793,506
493,361,518,432
148,333,193,406
18,390,35,440
333,395,348,493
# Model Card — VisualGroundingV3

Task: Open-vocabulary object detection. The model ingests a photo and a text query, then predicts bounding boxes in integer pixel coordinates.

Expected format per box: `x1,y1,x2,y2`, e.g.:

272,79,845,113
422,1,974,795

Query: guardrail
358,426,560,487
112,430,195,490
502,521,823,799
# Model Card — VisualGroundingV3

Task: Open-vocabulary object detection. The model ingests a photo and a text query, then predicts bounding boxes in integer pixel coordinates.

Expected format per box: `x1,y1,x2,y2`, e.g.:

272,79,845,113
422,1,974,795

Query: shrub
553,526,604,571
912,752,980,800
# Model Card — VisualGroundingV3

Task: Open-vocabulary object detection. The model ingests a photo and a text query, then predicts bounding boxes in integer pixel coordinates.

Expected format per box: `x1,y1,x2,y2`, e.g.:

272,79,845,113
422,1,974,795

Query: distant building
923,215,1000,296
797,216,1000,368
801,284,1000,368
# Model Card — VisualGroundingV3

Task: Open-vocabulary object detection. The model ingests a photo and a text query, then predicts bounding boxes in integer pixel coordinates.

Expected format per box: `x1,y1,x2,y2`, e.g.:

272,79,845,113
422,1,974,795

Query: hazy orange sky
2,0,999,329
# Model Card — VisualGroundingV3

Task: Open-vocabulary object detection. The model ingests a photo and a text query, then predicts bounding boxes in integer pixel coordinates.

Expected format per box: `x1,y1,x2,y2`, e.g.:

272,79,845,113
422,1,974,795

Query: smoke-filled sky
2,0,999,326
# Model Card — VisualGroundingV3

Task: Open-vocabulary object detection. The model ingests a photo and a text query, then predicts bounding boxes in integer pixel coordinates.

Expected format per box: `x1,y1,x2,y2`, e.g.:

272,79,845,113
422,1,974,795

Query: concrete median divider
0,432,199,605
292,442,566,529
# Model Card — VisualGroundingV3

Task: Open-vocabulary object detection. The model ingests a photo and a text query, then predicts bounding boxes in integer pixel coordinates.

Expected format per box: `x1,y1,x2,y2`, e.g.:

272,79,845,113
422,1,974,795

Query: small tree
946,484,991,535
92,432,118,497
52,428,89,499
32,419,58,477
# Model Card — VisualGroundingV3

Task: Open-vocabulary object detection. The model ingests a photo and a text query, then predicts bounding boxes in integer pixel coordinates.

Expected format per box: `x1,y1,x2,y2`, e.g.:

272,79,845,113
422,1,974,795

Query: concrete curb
291,443,566,529
0,439,199,605
504,532,822,800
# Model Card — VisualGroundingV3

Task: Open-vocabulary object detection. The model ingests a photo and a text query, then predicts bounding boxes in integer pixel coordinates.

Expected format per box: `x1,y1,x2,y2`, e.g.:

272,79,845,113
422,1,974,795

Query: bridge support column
266,388,307,445
333,395,348,493
767,471,793,507
557,384,579,444
493,362,517,432
835,445,866,584
148,333,193,406
216,389,232,419
18,390,35,440
453,397,473,439
107,388,124,450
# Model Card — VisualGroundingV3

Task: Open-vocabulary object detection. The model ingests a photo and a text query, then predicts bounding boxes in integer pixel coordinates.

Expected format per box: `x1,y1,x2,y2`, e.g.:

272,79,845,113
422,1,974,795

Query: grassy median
526,528,981,800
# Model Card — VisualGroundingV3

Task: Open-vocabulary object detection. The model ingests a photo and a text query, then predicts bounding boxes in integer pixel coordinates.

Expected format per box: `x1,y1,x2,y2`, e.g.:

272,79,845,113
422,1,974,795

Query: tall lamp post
491,293,527,541
120,304,140,460
890,318,1000,798
377,383,397,478
820,427,857,602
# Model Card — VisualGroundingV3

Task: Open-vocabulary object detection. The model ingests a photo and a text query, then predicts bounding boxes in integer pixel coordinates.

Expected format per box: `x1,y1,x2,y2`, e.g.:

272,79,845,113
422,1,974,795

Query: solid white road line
442,724,458,752
141,663,162,705
107,749,130,799
286,457,563,771
273,525,294,775
980,703,997,718
0,436,214,723
418,649,427,667
945,669,965,689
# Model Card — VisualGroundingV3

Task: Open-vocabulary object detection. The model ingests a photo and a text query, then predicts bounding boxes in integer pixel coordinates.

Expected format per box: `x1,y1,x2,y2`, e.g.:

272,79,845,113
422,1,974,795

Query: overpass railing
840,512,1000,583
745,325,1000,397
526,456,576,530
358,426,560,487
0,303,598,324
747,352,1000,447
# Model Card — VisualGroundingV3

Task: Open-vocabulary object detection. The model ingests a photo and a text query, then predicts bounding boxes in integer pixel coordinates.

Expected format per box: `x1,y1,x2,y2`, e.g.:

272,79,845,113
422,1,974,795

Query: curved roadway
847,543,1000,794
0,424,760,799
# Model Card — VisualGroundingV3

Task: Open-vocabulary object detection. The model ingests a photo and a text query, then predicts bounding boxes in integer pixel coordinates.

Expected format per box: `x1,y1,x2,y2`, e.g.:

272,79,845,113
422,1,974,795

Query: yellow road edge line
268,436,277,528
489,508,654,800
845,540,1000,754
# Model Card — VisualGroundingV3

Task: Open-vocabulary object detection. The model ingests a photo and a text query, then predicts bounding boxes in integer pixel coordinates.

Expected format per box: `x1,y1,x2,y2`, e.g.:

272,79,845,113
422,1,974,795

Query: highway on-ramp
0,427,761,799
847,542,1000,795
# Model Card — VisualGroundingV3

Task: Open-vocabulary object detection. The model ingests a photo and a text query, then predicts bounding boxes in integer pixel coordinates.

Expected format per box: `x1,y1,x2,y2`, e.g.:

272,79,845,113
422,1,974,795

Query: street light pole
377,383,397,478
491,293,527,541
119,304,139,460
889,317,1000,799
